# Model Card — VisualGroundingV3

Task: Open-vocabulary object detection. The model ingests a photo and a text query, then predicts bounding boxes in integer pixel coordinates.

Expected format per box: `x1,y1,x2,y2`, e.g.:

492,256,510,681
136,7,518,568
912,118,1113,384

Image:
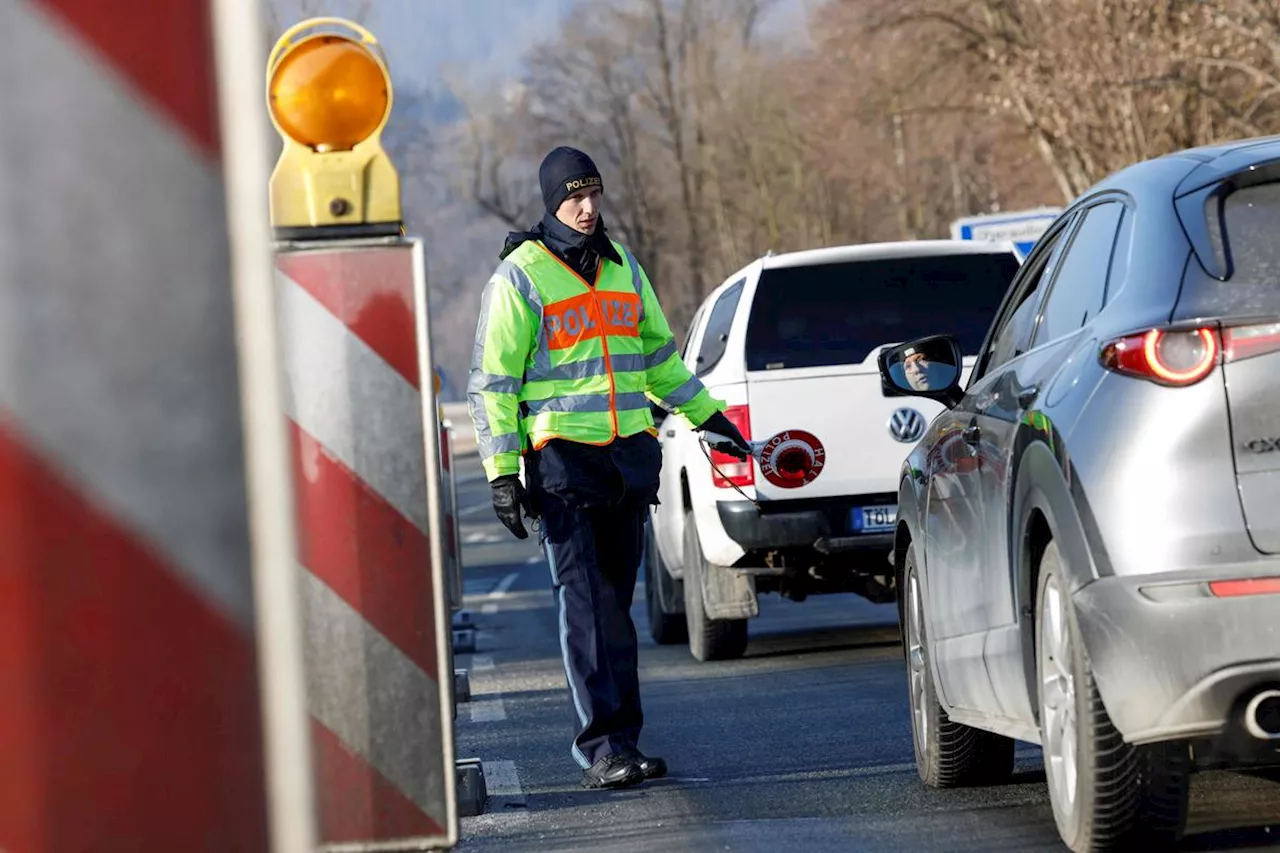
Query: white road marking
482,759,524,799
492,572,519,597
526,555,543,565
463,655,505,718
468,698,507,723
461,651,508,719
459,502,493,517
470,573,519,617
464,760,531,829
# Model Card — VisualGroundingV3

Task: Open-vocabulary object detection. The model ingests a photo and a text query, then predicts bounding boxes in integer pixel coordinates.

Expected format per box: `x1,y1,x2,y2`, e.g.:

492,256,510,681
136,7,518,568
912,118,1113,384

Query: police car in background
643,240,1020,661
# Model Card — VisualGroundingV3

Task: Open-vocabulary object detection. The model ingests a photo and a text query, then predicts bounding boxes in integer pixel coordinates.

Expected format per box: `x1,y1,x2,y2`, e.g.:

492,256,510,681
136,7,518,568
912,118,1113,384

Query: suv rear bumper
1073,571,1280,747
716,500,893,555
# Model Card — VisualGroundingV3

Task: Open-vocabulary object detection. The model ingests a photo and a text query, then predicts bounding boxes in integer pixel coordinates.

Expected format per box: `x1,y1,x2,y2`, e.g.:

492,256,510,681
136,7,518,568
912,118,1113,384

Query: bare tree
446,0,1280,349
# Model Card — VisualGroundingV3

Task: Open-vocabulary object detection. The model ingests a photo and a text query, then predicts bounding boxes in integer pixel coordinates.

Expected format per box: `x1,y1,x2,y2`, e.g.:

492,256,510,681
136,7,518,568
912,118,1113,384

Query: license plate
851,505,897,533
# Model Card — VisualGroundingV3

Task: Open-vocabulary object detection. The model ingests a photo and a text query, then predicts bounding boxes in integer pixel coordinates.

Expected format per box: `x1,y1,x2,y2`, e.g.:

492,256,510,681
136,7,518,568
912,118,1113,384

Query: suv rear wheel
683,508,748,661
1035,540,1189,851
644,521,687,645
902,542,1015,786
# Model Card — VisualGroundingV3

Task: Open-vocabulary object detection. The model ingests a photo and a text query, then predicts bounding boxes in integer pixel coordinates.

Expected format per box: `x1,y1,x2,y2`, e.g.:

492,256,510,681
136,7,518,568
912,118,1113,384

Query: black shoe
581,752,644,789
623,746,668,780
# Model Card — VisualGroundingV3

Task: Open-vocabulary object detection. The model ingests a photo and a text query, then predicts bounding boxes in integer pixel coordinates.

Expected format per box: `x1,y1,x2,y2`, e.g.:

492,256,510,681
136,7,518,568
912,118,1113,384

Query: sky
267,0,812,99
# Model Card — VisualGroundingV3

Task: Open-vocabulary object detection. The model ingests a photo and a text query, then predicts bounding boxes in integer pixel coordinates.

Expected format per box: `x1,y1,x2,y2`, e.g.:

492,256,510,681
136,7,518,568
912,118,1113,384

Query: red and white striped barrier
276,239,457,848
0,1,314,851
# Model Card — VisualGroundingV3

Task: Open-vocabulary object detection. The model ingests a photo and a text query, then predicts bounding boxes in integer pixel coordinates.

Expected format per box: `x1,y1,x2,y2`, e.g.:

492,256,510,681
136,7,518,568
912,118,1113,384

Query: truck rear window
744,253,1019,371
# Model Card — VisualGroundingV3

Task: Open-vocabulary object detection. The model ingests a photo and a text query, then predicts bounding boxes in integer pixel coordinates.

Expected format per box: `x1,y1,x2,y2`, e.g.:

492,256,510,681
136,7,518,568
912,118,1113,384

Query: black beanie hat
539,146,603,215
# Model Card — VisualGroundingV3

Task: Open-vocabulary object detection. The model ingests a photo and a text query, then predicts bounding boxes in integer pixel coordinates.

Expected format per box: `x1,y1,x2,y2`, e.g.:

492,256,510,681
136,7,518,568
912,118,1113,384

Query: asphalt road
448,451,1280,853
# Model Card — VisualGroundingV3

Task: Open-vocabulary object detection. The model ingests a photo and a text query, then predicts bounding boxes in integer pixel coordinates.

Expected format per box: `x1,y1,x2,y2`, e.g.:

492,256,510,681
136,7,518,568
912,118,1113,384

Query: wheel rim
906,569,929,758
1040,573,1079,819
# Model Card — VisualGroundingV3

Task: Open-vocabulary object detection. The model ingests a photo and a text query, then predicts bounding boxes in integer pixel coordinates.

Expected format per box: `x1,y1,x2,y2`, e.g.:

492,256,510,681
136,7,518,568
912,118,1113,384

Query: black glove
697,411,751,461
491,475,534,540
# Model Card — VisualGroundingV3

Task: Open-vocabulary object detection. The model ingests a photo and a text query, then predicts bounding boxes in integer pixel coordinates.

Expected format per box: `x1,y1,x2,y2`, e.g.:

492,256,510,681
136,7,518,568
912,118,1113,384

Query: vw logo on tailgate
888,408,926,443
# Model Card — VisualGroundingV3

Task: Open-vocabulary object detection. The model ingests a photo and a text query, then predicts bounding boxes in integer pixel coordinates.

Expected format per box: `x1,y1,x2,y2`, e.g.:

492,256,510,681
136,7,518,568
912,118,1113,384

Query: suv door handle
1017,386,1040,409
963,424,981,446
665,429,676,438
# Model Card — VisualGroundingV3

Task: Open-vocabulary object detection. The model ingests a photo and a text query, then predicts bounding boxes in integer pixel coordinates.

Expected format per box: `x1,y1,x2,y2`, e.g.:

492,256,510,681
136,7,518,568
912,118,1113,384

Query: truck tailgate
745,360,951,502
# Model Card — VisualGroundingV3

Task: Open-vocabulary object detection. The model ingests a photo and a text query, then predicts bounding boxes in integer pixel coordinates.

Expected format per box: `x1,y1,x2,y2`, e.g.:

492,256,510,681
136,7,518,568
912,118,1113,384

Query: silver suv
878,136,1280,852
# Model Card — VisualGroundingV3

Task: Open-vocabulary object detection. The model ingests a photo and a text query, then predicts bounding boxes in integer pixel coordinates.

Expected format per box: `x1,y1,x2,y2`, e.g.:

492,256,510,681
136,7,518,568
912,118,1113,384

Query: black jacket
500,212,623,282
525,434,663,511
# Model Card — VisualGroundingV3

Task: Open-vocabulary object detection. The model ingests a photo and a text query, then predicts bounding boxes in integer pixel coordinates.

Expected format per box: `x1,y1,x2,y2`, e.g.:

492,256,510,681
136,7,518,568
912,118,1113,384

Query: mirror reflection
885,339,959,393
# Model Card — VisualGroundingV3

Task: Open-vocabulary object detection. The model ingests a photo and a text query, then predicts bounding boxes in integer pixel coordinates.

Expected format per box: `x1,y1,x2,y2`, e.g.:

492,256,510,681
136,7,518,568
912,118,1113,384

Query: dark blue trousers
541,499,646,767
525,434,661,768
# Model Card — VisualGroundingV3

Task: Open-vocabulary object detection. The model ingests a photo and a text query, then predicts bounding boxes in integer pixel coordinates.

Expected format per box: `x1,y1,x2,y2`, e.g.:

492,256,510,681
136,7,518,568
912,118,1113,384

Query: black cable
698,438,763,511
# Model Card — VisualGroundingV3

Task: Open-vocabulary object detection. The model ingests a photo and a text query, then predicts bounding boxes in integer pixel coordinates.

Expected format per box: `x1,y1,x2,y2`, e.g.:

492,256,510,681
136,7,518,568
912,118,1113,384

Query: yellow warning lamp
266,18,402,239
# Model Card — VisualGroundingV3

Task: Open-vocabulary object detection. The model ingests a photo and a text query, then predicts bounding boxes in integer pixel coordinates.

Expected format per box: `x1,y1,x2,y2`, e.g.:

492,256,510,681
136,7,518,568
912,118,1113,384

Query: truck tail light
1100,327,1219,386
711,405,753,489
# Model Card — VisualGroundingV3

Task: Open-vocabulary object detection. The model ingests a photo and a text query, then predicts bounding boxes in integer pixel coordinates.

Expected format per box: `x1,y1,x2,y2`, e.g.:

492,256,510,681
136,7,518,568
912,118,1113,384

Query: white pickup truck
643,240,1020,660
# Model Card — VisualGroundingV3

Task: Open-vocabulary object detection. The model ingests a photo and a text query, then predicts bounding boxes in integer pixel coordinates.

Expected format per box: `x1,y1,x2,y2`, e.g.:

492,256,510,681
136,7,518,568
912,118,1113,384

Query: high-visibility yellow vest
469,239,723,481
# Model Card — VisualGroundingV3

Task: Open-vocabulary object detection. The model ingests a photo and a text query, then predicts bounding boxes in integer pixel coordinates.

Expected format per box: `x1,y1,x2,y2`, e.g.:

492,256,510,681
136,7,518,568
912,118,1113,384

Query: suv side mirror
877,334,964,408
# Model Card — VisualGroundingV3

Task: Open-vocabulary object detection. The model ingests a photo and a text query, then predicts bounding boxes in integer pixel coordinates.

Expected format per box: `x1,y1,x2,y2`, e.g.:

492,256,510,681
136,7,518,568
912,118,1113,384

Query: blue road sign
951,207,1062,258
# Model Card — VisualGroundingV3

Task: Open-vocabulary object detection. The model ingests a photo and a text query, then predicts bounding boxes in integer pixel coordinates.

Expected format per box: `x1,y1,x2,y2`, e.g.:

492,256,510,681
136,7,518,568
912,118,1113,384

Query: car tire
644,521,687,645
901,542,1015,787
1035,540,1190,852
683,508,748,662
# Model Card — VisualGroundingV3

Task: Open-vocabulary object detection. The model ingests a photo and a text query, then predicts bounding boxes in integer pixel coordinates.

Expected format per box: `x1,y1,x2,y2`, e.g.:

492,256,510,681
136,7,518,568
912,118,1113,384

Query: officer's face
905,353,931,390
557,187,602,235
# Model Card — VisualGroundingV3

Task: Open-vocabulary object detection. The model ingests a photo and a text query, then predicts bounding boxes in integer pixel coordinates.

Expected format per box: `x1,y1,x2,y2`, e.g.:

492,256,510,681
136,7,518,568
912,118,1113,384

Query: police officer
467,146,751,789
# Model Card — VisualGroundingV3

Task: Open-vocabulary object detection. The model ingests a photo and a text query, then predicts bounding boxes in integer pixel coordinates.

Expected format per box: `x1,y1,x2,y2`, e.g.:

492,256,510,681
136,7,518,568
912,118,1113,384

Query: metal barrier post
447,424,466,622
441,421,471,706
276,237,467,846
265,16,485,838
0,0,315,850
443,421,465,615
444,419,475,655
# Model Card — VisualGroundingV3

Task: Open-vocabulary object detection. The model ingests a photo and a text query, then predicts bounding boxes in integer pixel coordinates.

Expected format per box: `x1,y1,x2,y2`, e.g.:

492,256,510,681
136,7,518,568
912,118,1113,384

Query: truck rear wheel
683,509,747,661
644,520,687,645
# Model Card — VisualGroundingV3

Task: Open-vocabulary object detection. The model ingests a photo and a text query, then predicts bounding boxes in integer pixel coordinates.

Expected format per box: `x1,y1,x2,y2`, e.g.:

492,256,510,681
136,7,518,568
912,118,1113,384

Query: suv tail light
1100,327,1219,386
1101,320,1280,386
711,405,753,489
1209,577,1280,598
1224,322,1280,362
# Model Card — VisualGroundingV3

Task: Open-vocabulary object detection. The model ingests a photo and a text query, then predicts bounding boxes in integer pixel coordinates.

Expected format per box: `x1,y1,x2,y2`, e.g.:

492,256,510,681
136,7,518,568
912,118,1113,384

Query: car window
1031,201,1124,347
1169,177,1280,318
974,217,1075,380
680,305,704,366
1103,206,1133,305
743,252,1019,371
1190,179,1280,312
695,279,745,376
